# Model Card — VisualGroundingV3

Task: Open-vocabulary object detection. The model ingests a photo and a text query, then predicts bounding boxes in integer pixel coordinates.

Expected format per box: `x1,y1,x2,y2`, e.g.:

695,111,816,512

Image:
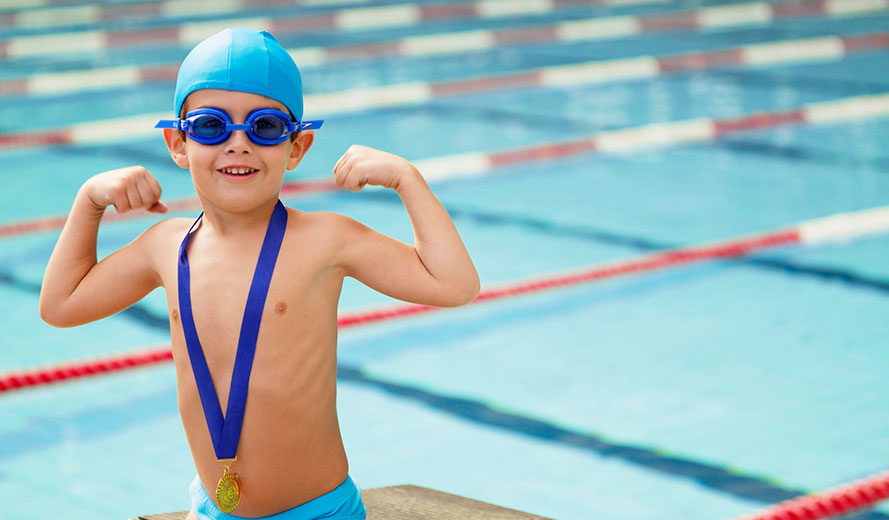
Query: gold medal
216,459,241,513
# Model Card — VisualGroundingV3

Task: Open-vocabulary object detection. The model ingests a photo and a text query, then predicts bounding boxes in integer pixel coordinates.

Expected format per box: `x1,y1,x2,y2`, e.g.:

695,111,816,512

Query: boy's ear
287,130,314,171
162,129,190,169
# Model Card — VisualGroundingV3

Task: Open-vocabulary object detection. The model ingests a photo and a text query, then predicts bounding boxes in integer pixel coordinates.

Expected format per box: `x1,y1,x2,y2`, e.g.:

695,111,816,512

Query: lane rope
3,27,889,151
3,91,889,241
0,0,362,29
0,0,630,59
731,470,889,520
0,179,336,240
0,347,173,392
4,204,889,393
3,0,884,96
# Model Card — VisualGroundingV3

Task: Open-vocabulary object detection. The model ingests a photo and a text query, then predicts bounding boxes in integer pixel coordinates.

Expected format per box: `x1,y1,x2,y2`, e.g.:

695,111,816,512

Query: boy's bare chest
165,233,339,346
186,248,300,336
164,225,344,465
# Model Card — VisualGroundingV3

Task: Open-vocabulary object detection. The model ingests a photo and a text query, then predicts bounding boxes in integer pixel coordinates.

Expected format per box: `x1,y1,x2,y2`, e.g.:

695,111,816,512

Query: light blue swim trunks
189,475,366,520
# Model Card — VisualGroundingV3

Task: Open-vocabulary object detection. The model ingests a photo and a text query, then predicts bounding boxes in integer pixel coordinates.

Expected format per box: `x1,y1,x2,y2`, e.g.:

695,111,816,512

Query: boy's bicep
52,228,163,327
337,219,449,307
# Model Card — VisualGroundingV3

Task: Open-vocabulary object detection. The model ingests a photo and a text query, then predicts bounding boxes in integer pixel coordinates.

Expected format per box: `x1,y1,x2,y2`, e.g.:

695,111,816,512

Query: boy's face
163,89,313,212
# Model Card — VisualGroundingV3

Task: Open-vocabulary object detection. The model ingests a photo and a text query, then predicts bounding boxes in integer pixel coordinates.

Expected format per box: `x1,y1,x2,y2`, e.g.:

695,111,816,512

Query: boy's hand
333,145,420,192
83,166,168,214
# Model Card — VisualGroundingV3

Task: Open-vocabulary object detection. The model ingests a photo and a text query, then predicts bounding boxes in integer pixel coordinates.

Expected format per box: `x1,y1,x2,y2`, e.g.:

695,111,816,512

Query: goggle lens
192,115,227,139
251,115,286,140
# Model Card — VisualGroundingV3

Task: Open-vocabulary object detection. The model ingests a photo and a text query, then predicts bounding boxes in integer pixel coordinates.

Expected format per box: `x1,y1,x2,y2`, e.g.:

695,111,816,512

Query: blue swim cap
174,28,304,121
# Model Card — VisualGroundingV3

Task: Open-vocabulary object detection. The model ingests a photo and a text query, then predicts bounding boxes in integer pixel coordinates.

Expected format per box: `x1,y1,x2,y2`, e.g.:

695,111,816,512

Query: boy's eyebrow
190,105,288,114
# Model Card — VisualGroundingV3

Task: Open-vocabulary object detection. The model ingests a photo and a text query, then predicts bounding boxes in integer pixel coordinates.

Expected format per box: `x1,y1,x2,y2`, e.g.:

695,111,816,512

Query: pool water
2,1,889,519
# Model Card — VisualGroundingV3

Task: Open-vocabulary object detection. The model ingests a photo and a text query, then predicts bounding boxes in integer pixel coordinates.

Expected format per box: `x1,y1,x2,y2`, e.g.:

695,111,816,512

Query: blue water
2,1,889,519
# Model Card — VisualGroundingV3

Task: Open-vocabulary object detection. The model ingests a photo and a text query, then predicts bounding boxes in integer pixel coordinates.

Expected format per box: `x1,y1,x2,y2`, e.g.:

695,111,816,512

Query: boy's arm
333,145,479,307
40,166,169,327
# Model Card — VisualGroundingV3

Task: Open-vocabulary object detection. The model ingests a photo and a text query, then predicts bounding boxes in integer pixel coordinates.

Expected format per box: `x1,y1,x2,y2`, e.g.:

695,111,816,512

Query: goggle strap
154,119,181,130
299,120,324,131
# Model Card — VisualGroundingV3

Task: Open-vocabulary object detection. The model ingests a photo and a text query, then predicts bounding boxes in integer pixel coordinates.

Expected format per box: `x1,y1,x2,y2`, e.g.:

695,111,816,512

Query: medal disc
216,470,241,513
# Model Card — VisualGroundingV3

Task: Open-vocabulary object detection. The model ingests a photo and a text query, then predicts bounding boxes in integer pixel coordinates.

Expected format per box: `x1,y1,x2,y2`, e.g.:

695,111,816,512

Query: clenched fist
83,166,168,214
333,145,421,192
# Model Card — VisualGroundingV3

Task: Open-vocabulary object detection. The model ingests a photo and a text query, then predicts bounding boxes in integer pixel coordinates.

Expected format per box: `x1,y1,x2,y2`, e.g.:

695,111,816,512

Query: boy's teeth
221,167,256,175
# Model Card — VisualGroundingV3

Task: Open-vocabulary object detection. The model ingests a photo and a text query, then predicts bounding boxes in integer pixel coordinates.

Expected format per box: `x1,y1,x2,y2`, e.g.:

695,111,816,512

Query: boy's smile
217,164,260,182
218,165,259,177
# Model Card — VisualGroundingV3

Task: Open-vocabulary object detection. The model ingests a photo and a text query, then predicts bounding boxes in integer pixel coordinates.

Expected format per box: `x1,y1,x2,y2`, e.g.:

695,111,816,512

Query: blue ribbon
177,200,288,460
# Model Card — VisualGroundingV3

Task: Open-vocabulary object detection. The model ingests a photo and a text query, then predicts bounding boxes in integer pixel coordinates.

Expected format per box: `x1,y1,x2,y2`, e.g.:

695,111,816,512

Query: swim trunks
189,475,366,520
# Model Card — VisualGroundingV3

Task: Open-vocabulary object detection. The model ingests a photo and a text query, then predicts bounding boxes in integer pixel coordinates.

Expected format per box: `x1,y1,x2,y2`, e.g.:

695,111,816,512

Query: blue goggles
154,107,323,146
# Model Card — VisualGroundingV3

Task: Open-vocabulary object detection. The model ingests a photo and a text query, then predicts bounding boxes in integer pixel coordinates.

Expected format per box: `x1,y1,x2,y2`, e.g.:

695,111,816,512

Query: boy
39,28,479,520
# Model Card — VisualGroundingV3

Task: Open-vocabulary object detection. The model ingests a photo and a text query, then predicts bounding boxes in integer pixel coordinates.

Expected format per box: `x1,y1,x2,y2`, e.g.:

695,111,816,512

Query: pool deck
135,485,554,519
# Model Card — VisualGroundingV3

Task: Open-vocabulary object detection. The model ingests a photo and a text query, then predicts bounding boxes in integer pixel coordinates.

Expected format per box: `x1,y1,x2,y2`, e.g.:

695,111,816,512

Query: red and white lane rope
2,0,885,96
3,204,889,394
0,347,173,393
394,91,889,181
3,27,889,151
731,470,889,520
0,178,337,240
3,92,889,241
0,0,639,59
0,0,359,30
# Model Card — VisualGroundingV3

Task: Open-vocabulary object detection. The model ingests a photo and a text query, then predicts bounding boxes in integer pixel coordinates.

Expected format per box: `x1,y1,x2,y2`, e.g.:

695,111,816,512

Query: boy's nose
224,129,253,154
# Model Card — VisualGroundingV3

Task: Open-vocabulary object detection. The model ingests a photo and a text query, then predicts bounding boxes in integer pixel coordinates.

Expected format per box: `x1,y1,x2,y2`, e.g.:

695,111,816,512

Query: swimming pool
2,0,889,519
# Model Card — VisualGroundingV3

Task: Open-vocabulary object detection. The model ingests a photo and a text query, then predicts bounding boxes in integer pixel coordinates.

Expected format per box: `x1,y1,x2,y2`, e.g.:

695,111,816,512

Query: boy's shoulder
134,216,195,253
283,207,372,252
143,216,195,238
285,207,361,233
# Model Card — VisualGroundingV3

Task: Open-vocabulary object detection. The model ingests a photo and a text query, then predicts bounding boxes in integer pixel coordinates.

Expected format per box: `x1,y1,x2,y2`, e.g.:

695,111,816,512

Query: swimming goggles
154,107,323,145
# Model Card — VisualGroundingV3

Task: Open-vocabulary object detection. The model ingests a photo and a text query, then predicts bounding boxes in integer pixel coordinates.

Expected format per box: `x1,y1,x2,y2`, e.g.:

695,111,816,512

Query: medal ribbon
177,200,288,460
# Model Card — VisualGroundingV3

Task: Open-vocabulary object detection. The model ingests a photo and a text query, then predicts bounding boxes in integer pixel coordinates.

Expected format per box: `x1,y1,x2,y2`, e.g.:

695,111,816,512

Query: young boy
39,28,479,520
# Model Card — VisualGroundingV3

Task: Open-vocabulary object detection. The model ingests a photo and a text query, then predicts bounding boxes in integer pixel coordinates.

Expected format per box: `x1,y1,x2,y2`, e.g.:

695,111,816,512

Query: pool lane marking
7,202,889,335
3,28,889,151
0,179,338,240
0,0,867,88
0,0,369,29
0,348,884,519
338,366,889,513
7,202,889,347
332,206,889,329
5,203,889,392
400,202,889,295
3,90,889,240
0,342,871,518
3,2,887,96
377,91,889,178
0,0,667,59
0,266,174,331
0,0,627,32
0,348,879,514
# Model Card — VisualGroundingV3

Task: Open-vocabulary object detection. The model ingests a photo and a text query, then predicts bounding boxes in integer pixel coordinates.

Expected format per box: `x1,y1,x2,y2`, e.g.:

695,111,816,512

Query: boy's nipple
275,302,287,314
171,309,179,321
